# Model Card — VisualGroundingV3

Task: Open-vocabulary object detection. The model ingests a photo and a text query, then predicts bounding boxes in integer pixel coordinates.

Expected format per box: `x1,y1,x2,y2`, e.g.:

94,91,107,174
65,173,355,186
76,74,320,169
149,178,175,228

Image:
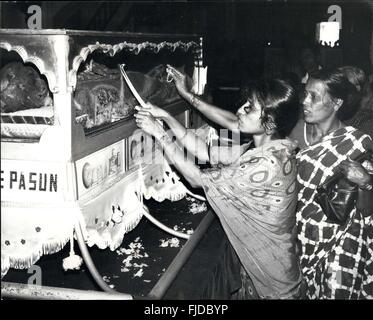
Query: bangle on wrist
187,92,199,107
359,182,373,191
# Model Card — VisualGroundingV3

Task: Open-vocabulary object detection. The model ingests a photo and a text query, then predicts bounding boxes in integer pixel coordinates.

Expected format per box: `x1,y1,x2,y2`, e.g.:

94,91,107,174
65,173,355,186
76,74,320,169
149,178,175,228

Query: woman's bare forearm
162,111,210,162
357,188,373,217
180,91,239,130
156,130,202,188
357,174,373,217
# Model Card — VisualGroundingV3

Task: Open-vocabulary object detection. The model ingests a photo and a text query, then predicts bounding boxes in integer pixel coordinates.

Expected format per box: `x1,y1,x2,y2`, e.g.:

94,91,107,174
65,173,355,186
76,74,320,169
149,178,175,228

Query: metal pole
147,210,215,299
1,281,133,300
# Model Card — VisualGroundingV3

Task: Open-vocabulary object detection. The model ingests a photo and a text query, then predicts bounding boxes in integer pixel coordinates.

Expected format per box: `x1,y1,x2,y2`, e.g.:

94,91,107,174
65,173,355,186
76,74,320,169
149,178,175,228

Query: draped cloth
1,145,196,278
200,139,302,299
296,126,373,299
1,202,78,278
78,172,144,251
80,159,198,251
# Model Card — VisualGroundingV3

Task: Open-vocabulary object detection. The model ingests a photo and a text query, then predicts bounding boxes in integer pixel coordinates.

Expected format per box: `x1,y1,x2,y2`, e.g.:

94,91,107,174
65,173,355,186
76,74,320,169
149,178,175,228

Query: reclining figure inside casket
0,62,53,113
74,61,182,128
0,61,182,129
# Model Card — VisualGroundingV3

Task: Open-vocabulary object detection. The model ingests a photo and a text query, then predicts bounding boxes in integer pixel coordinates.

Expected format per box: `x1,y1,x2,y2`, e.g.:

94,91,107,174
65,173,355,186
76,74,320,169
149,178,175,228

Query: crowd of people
133,50,373,299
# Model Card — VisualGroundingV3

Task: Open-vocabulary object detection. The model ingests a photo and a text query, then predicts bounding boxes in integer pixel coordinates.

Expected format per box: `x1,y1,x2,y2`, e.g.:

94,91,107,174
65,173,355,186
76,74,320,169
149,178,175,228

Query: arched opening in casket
74,49,194,135
0,49,54,142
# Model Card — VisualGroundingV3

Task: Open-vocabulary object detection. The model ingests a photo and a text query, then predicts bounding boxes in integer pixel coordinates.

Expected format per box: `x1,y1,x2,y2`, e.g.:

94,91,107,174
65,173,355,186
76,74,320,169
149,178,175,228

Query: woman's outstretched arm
166,65,239,130
134,111,203,188
340,157,373,217
136,103,210,163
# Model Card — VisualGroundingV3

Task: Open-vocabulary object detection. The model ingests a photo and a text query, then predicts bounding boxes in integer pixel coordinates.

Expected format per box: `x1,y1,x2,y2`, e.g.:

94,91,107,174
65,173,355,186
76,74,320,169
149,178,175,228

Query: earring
264,121,276,135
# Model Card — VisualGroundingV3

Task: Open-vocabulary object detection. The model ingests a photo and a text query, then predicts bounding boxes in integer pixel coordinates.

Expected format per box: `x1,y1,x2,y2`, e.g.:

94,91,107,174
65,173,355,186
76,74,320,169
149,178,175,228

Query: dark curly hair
238,79,300,138
309,68,360,121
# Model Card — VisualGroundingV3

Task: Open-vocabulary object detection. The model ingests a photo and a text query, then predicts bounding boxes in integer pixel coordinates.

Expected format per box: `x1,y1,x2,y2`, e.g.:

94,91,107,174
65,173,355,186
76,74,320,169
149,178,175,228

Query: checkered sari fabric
296,126,373,299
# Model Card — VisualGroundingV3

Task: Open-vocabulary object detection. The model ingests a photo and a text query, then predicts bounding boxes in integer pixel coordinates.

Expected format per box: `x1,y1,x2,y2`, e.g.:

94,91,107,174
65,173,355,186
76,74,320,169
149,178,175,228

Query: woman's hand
135,102,169,120
134,109,165,140
166,64,189,95
339,158,372,187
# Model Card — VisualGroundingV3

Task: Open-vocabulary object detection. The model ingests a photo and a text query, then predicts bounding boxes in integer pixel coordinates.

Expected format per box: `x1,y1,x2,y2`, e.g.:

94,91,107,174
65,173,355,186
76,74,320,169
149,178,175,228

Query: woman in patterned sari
296,68,373,299
134,79,303,299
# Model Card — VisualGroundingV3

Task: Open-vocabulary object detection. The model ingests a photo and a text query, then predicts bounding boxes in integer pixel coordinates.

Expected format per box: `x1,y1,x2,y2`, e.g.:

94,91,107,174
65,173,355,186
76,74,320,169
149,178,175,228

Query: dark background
1,1,372,304
1,0,372,108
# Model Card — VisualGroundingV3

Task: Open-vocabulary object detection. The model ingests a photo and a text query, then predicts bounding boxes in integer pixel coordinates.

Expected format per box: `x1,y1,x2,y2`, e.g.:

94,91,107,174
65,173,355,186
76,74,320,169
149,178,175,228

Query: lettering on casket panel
75,139,125,199
1,160,65,203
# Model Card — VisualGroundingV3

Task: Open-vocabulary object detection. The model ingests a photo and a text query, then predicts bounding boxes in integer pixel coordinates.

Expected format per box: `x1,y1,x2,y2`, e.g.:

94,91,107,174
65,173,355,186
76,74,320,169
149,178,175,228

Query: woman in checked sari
295,69,373,299
134,77,303,299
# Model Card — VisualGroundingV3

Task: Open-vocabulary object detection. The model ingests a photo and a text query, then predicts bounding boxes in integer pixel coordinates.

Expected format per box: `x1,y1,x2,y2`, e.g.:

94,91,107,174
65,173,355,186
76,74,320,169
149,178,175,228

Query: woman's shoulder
343,125,372,142
259,139,298,165
339,126,373,153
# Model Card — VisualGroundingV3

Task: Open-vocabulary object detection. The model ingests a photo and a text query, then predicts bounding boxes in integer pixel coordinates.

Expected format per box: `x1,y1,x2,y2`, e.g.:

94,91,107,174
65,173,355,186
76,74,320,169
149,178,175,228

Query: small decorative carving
69,40,199,89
